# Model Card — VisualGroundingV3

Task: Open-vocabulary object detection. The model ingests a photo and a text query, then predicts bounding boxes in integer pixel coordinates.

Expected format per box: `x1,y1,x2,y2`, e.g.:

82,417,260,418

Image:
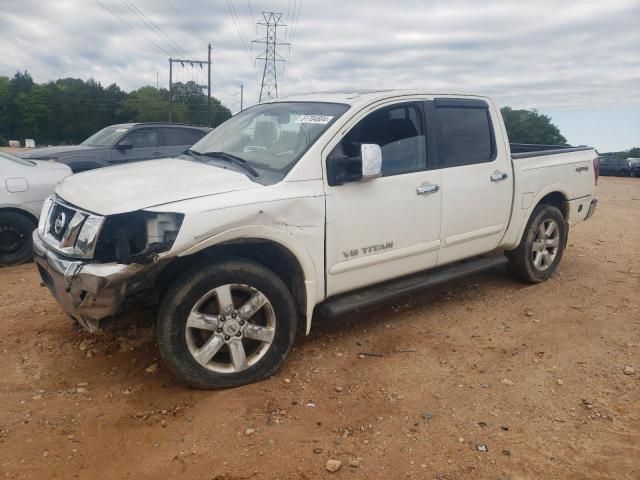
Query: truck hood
55,158,259,216
19,145,96,159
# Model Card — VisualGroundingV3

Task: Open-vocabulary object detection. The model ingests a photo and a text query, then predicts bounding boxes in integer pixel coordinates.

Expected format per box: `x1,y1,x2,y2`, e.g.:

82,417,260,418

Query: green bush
0,134,7,147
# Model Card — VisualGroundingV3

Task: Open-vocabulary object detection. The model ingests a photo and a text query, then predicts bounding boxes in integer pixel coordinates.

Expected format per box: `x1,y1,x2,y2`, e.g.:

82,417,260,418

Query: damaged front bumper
33,231,156,333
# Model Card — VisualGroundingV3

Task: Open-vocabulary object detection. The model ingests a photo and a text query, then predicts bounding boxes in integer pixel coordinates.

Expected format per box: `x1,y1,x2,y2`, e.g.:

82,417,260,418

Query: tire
0,211,37,266
156,257,297,389
506,204,567,283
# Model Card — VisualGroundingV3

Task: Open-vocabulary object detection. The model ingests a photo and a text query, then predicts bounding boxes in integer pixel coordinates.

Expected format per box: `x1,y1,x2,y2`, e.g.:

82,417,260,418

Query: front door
112,127,161,164
324,101,442,297
434,99,513,265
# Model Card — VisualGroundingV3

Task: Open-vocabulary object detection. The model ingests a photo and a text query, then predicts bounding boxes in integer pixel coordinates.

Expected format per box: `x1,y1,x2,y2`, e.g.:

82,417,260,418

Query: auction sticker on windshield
296,115,334,124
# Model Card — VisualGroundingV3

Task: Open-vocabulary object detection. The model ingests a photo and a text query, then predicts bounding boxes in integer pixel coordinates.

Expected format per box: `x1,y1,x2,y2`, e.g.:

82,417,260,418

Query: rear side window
120,128,159,148
162,128,206,146
436,104,495,167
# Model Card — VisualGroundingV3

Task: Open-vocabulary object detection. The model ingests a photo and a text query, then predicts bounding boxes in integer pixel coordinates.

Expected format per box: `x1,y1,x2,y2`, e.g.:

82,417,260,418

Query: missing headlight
94,212,183,264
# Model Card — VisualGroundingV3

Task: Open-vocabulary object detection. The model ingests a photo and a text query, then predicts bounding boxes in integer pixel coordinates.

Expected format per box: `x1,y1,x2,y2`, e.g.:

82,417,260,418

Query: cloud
0,0,638,115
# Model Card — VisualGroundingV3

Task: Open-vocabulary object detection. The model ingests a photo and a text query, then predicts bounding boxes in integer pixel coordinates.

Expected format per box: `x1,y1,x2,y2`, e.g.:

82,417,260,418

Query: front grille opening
94,212,148,263
48,203,75,241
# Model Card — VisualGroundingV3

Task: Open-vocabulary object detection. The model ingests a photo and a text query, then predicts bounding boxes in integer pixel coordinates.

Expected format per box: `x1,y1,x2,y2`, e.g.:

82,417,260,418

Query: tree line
1,71,637,157
0,71,231,146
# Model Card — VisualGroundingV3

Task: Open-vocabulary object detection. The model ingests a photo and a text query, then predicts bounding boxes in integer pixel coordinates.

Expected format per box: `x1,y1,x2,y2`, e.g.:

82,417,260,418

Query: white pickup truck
33,90,598,388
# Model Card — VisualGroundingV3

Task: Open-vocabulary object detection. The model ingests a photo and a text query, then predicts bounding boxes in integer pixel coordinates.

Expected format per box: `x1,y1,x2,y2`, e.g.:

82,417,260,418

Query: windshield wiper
198,151,259,177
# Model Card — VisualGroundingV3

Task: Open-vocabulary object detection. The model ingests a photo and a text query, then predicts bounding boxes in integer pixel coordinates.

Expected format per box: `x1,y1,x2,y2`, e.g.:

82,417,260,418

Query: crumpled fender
176,224,321,335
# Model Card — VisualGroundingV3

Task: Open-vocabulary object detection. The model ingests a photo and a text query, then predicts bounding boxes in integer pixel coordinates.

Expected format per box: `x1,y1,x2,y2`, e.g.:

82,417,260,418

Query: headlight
93,211,183,263
38,196,54,236
145,213,183,246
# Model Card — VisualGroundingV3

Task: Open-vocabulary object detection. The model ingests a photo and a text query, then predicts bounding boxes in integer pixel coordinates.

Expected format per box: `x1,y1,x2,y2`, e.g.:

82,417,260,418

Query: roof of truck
117,122,211,130
274,89,492,108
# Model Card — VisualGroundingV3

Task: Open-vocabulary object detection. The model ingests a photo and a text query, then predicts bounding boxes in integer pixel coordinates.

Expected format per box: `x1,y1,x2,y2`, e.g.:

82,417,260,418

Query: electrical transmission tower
253,12,289,103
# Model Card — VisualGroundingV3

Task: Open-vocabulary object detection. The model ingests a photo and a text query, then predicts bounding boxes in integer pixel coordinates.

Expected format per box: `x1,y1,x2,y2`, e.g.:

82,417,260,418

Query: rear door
434,98,513,265
160,127,207,157
111,127,161,164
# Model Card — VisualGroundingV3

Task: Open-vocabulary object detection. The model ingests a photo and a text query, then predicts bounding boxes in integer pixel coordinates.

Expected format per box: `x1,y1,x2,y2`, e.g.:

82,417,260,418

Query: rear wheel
156,258,297,389
0,212,36,266
506,204,567,283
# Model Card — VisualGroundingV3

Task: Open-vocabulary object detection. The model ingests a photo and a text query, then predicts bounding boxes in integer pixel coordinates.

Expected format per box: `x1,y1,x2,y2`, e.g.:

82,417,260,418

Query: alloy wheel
531,219,560,271
185,284,276,373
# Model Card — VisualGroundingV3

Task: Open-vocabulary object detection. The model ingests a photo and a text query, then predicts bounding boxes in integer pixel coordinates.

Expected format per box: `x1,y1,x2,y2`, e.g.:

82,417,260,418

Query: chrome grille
42,197,105,259
48,203,75,241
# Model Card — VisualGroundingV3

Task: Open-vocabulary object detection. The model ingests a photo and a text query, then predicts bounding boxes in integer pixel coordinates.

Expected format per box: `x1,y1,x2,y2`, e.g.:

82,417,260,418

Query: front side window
82,126,130,147
330,102,427,176
436,106,495,167
189,102,349,180
120,128,159,148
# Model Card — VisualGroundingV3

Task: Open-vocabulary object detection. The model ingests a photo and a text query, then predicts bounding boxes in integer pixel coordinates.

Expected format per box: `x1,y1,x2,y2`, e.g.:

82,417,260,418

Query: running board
318,255,508,319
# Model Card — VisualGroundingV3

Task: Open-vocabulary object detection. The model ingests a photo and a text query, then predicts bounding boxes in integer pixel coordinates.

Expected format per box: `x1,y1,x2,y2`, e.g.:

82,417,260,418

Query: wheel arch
509,188,569,250
0,206,38,224
158,227,319,334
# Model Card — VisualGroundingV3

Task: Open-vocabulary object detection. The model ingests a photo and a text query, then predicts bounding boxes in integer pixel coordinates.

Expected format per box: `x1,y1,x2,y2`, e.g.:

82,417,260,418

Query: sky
0,0,638,152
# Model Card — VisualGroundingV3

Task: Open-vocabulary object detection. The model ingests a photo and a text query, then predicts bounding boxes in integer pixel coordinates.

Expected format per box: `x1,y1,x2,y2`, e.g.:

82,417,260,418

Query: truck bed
510,143,593,159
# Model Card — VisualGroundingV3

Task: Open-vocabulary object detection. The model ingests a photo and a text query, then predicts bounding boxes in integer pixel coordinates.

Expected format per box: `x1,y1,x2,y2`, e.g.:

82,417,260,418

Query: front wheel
156,258,297,389
506,204,567,283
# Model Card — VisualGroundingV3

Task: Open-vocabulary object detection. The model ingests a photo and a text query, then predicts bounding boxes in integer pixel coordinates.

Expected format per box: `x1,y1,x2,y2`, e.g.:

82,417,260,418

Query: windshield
0,150,35,166
189,102,349,180
81,125,130,147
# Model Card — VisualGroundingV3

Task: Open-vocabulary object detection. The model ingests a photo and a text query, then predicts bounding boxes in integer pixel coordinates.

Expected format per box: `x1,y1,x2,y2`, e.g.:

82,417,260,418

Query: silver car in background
0,151,71,265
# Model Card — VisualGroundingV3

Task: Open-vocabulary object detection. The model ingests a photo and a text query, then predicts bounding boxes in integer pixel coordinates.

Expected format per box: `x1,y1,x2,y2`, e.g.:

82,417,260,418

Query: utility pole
240,84,244,111
207,43,212,126
168,46,212,124
253,12,289,103
168,59,173,122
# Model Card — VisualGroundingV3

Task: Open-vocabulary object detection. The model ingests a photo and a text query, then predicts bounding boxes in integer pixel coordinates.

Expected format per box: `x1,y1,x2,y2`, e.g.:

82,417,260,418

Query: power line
286,0,292,25
225,0,253,66
247,0,255,26
290,0,303,44
93,0,173,56
165,0,187,22
122,0,188,57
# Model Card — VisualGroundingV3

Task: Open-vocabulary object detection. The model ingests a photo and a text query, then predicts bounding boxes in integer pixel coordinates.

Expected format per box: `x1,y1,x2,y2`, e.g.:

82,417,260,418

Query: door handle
416,183,440,195
490,171,508,182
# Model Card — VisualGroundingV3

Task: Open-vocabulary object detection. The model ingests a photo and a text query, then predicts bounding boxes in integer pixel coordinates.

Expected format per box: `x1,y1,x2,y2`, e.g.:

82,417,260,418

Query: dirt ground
0,176,638,480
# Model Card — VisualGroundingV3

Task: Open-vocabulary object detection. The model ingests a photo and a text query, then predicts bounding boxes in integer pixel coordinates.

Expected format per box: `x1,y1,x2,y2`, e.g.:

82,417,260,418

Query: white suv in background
0,151,71,265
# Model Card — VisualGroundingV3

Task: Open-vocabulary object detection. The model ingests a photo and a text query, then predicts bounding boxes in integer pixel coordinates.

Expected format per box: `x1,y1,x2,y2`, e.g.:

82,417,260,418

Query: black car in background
18,123,211,173
598,154,631,177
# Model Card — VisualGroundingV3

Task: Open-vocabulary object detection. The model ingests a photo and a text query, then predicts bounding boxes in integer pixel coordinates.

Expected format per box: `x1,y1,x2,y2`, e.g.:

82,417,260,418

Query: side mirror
327,143,382,186
116,141,133,150
360,143,382,180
